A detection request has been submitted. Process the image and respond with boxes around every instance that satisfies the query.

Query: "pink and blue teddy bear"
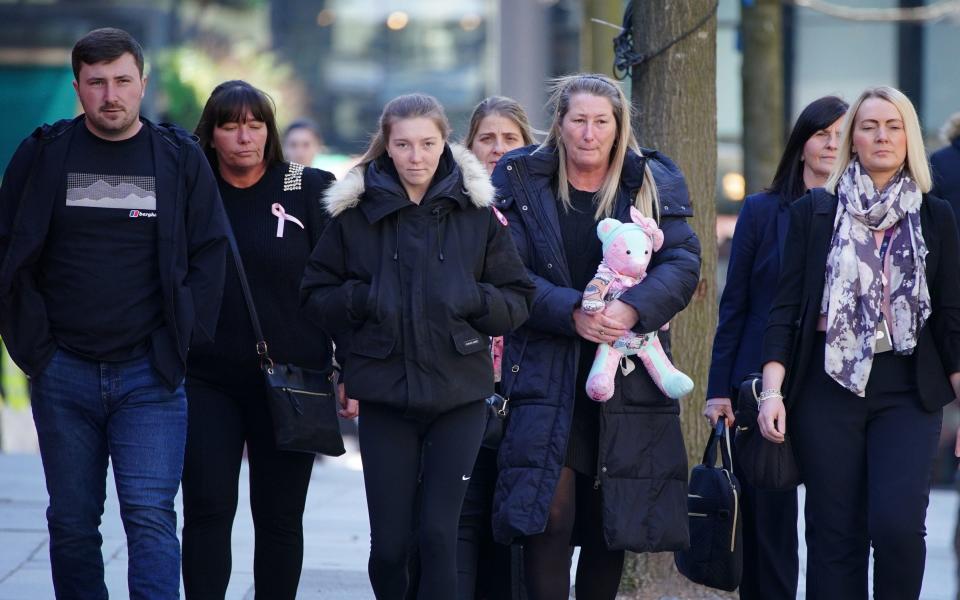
[581,206,695,402]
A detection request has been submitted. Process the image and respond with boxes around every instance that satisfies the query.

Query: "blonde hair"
[825,86,932,194]
[539,73,659,220]
[357,93,451,167]
[940,112,960,145]
[464,96,536,149]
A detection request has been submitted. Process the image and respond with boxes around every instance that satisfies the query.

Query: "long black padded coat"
[300,143,534,421]
[490,144,701,552]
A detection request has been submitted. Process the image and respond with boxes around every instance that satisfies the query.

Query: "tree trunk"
[741,0,784,195]
[623,2,729,597]
[581,0,623,76]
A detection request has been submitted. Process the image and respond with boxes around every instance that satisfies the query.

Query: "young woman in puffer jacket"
[300,93,535,600]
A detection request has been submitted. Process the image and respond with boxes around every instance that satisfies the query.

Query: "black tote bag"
[674,416,743,591]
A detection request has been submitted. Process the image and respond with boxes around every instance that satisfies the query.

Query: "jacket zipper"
[594,401,607,490]
[281,387,331,397]
[166,138,189,354]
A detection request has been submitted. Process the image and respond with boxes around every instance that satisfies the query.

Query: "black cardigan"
[761,188,960,412]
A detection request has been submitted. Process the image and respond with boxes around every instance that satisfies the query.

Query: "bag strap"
[224,222,274,371]
[500,336,530,400]
[701,416,734,472]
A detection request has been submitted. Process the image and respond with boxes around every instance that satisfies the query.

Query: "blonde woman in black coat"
[760,86,960,600]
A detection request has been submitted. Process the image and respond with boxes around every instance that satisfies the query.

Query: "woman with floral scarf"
[758,86,960,600]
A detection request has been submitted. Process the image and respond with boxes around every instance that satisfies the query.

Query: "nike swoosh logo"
[462,475,471,481]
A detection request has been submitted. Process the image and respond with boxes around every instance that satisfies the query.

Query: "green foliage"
[154,49,206,130]
[153,45,302,132]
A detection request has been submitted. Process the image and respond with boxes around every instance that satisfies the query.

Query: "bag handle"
[701,415,734,472]
[224,221,274,372]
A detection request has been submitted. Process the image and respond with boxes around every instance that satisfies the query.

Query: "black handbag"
[674,416,743,592]
[480,341,527,450]
[733,373,800,490]
[481,392,510,450]
[227,227,345,457]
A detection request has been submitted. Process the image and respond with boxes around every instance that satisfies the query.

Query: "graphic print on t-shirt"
[66,173,157,211]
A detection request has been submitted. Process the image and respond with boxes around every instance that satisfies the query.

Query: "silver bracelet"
[757,389,784,404]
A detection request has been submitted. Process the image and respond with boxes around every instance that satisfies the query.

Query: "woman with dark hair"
[300,93,533,599]
[181,80,337,599]
[704,95,847,599]
[759,86,960,599]
[492,74,700,600]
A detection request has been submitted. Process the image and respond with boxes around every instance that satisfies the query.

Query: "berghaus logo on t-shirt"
[66,173,157,212]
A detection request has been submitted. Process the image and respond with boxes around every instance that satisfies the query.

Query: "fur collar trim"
[323,143,494,217]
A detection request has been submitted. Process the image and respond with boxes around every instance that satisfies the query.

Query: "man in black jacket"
[0,28,228,599]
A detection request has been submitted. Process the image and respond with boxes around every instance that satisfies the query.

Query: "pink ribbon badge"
[271,203,304,238]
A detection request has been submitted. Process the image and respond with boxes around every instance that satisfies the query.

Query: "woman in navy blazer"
[705,96,847,600]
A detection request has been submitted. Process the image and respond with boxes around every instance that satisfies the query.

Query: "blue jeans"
[31,348,187,600]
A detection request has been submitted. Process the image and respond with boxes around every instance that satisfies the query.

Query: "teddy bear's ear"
[596,218,619,241]
[634,213,664,251]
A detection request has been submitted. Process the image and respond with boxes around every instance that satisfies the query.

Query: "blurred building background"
[2,0,959,172]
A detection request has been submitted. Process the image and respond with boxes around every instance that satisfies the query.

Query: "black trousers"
[734,476,800,600]
[457,446,521,600]
[360,400,486,600]
[792,336,941,600]
[181,374,315,600]
[733,439,799,600]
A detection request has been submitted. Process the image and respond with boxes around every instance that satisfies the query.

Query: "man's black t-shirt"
[39,121,164,361]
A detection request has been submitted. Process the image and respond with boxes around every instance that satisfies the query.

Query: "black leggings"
[181,375,315,600]
[360,400,486,600]
[523,467,625,600]
[457,446,522,600]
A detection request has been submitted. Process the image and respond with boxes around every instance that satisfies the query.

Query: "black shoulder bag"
[226,227,345,457]
[733,373,800,490]
[674,416,743,592]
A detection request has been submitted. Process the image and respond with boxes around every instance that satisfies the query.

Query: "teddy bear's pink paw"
[586,374,614,402]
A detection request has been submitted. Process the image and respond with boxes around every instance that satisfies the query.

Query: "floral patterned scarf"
[820,158,929,396]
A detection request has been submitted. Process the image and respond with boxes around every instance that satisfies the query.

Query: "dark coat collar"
[497,143,693,218]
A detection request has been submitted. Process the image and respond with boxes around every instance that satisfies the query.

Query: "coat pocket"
[451,322,489,355]
[351,325,397,359]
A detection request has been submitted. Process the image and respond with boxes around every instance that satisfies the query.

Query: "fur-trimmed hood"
[324,142,494,218]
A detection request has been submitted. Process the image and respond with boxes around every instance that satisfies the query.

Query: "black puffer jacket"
[300,144,534,420]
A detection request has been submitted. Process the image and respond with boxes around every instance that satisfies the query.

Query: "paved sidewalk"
[1,438,958,599]
[0,448,374,600]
